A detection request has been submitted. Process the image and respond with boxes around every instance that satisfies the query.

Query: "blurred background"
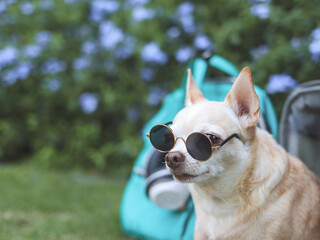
[0,0,320,239]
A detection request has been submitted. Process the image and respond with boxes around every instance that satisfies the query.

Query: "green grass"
[0,164,135,240]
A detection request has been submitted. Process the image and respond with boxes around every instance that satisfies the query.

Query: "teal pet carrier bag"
[120,55,278,240]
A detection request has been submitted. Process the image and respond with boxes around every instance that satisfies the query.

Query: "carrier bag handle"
[180,54,239,90]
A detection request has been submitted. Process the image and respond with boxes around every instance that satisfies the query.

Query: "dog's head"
[166,67,260,184]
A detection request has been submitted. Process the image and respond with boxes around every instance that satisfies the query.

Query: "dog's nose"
[165,152,185,170]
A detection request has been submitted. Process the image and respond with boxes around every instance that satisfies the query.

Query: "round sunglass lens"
[150,125,175,152]
[186,133,212,161]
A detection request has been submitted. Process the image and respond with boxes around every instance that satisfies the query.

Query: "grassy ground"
[0,164,135,240]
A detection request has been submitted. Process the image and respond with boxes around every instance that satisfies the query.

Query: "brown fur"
[193,129,320,240]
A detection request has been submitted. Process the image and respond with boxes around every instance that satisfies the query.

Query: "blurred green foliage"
[0,0,320,171]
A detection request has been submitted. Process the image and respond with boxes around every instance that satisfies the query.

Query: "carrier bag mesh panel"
[280,81,320,177]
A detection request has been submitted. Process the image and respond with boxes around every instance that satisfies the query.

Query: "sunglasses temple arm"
[220,133,240,147]
[165,121,173,126]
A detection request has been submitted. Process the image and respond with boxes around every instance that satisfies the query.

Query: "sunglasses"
[146,122,239,161]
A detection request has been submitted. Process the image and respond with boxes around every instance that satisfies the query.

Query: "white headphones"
[135,150,190,210]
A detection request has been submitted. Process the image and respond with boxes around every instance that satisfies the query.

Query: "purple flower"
[47,79,61,92]
[73,57,90,70]
[140,67,155,82]
[0,2,7,13]
[4,0,17,4]
[148,86,167,106]
[23,44,42,58]
[99,21,124,50]
[2,71,18,85]
[35,30,52,46]
[2,62,33,85]
[177,2,194,15]
[114,35,136,60]
[132,7,155,22]
[40,0,53,10]
[309,28,320,62]
[309,41,320,61]
[250,45,269,59]
[175,46,194,63]
[266,74,298,94]
[114,46,134,60]
[90,0,119,22]
[311,28,320,39]
[127,107,140,122]
[291,38,301,50]
[177,2,196,33]
[141,42,168,64]
[179,15,196,34]
[167,27,181,39]
[82,41,98,55]
[79,93,99,114]
[42,58,67,74]
[125,0,149,7]
[0,0,16,10]
[250,3,270,19]
[194,34,212,50]
[15,62,33,79]
[20,2,35,15]
[0,46,18,70]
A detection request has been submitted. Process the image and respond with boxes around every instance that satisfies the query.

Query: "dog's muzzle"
[165,151,185,170]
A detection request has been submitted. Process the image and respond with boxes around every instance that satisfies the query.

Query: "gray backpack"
[280,81,320,178]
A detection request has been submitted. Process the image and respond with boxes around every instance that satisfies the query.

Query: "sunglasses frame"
[146,123,239,161]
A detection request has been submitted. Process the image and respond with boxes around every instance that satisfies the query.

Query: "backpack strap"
[208,55,239,78]
[180,55,239,91]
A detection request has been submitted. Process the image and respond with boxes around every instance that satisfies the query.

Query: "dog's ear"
[185,69,206,107]
[225,67,260,128]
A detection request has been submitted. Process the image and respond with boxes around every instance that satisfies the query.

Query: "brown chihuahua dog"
[164,68,320,239]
